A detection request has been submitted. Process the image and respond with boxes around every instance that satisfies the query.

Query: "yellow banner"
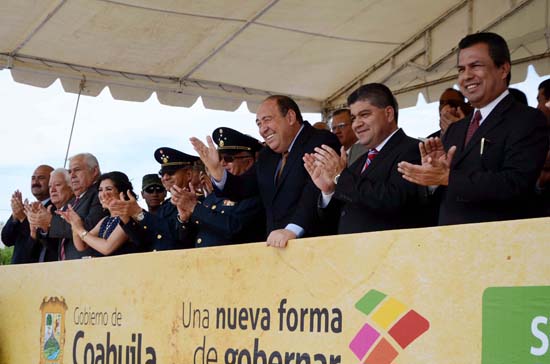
[1,218,549,364]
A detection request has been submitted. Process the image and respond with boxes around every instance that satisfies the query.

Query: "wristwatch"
[333,174,341,185]
[133,210,145,222]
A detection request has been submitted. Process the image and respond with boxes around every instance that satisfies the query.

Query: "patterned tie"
[276,151,289,185]
[361,149,379,173]
[60,196,80,260]
[464,110,482,146]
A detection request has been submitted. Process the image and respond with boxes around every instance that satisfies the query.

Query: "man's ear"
[385,106,395,124]
[92,166,100,180]
[286,109,298,126]
[500,62,511,82]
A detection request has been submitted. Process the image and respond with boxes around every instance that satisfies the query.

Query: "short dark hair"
[458,32,511,85]
[347,83,399,123]
[441,88,465,100]
[331,108,351,119]
[265,95,304,124]
[98,171,137,200]
[539,79,550,99]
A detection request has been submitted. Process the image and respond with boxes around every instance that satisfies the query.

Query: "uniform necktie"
[464,110,482,146]
[60,196,80,260]
[361,149,378,173]
[276,151,289,184]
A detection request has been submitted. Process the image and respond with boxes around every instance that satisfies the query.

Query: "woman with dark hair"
[58,171,138,256]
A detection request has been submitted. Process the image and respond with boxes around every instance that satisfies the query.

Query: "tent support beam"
[9,0,66,56]
[326,0,535,107]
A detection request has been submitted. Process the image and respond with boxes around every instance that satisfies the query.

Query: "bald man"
[1,164,53,264]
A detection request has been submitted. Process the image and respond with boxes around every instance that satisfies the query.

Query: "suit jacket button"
[197,238,202,244]
[157,234,162,239]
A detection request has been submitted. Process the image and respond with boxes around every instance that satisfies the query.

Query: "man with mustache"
[1,164,53,264]
[35,153,106,260]
[26,168,75,262]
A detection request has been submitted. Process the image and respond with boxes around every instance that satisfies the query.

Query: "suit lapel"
[274,123,312,193]
[260,150,279,202]
[452,95,513,167]
[362,129,404,176]
[446,112,472,157]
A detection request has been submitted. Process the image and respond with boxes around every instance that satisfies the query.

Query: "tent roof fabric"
[0,0,548,114]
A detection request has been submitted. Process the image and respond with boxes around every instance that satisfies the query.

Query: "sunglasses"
[219,154,252,163]
[144,186,165,193]
[158,170,176,177]
[330,123,351,132]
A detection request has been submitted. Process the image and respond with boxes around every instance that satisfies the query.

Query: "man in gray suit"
[37,153,107,259]
[330,108,367,166]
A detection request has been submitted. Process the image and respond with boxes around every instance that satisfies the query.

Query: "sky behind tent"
[0,66,547,226]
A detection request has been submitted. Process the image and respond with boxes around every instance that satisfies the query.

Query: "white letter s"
[531,316,548,356]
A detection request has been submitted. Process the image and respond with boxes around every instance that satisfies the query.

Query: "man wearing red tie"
[45,153,106,259]
[304,83,432,234]
[398,32,549,225]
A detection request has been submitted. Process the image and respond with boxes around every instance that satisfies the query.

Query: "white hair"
[69,153,101,174]
[50,168,71,185]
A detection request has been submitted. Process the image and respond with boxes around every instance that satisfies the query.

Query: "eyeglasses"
[331,123,351,132]
[144,185,165,193]
[219,154,252,163]
[158,170,176,177]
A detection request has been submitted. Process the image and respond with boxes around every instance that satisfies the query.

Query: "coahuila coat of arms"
[39,297,68,364]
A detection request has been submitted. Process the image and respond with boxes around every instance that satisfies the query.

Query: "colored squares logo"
[349,289,429,363]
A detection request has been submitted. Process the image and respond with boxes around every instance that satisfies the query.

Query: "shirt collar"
[477,89,510,125]
[373,128,400,152]
[287,124,305,153]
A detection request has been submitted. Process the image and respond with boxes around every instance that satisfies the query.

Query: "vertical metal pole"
[63,78,85,168]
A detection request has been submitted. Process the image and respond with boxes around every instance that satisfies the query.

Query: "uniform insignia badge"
[223,200,236,206]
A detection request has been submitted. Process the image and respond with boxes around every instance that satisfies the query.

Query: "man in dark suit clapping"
[191,95,340,248]
[304,83,431,234]
[41,153,106,259]
[398,32,549,225]
[1,164,53,263]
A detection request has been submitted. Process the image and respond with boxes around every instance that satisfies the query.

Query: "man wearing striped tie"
[304,83,432,234]
[398,32,549,225]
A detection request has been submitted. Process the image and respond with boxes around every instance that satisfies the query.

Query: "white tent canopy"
[1,0,549,115]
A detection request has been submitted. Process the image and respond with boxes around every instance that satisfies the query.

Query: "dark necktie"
[60,196,80,260]
[361,149,379,173]
[276,151,289,185]
[464,110,482,146]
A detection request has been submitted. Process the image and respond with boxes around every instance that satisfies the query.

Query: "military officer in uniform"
[172,127,265,247]
[110,147,199,250]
